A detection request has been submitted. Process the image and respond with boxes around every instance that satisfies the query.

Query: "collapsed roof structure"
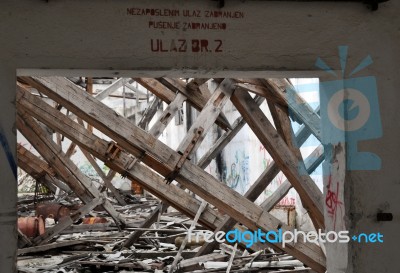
[16,76,325,273]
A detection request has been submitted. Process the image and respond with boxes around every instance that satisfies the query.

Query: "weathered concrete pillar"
[319,74,348,273]
[0,65,17,273]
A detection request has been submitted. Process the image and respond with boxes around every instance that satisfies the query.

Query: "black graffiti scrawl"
[0,125,17,179]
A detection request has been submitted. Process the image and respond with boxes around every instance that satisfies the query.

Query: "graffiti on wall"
[222,150,249,194]
[326,174,344,231]
[259,145,271,170]
[79,161,101,184]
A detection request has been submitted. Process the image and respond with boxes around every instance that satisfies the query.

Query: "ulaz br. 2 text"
[151,39,223,53]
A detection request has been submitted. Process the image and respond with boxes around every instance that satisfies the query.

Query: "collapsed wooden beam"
[186,78,209,93]
[123,78,236,247]
[231,90,324,230]
[235,83,287,107]
[17,144,71,194]
[197,95,265,169]
[134,78,176,103]
[169,201,208,273]
[94,78,125,101]
[20,76,326,272]
[196,112,319,257]
[78,146,125,206]
[137,97,160,130]
[18,78,260,253]
[135,77,232,130]
[176,79,235,158]
[16,107,125,229]
[267,98,324,229]
[149,93,186,137]
[16,83,274,253]
[261,79,321,142]
[158,77,232,130]
[261,145,324,212]
[120,81,233,247]
[16,84,225,231]
[75,117,125,205]
[17,115,91,204]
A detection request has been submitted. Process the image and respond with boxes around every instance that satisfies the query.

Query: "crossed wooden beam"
[16,76,326,272]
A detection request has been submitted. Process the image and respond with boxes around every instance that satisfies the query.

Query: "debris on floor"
[16,77,324,273]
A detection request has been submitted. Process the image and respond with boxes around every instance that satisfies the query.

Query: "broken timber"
[17,144,71,194]
[196,110,320,256]
[20,76,326,273]
[135,77,232,130]
[16,83,227,231]
[16,104,125,230]
[122,79,237,248]
[231,89,324,230]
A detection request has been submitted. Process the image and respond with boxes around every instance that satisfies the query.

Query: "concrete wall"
[1,0,399,272]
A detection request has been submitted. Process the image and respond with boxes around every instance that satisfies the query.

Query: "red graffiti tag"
[326,175,343,230]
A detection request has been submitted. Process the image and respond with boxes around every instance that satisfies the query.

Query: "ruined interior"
[1,1,399,273]
[16,76,326,273]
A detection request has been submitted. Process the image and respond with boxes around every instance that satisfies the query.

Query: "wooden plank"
[197,95,265,169]
[17,144,54,177]
[176,78,235,157]
[134,78,176,103]
[124,81,148,97]
[16,104,125,229]
[261,145,324,211]
[17,159,57,194]
[137,97,160,130]
[86,77,94,132]
[179,253,226,270]
[17,115,92,204]
[76,117,125,205]
[231,90,324,230]
[158,77,232,130]
[121,203,168,249]
[17,79,264,254]
[17,146,68,194]
[158,77,209,107]
[169,201,208,273]
[60,223,117,234]
[235,83,287,107]
[18,229,33,248]
[187,78,210,93]
[94,78,125,101]
[148,93,186,138]
[123,80,233,247]
[262,79,321,141]
[16,84,225,231]
[78,145,126,206]
[65,142,77,158]
[124,79,235,248]
[135,78,231,131]
[20,77,326,272]
[18,240,84,255]
[195,163,280,256]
